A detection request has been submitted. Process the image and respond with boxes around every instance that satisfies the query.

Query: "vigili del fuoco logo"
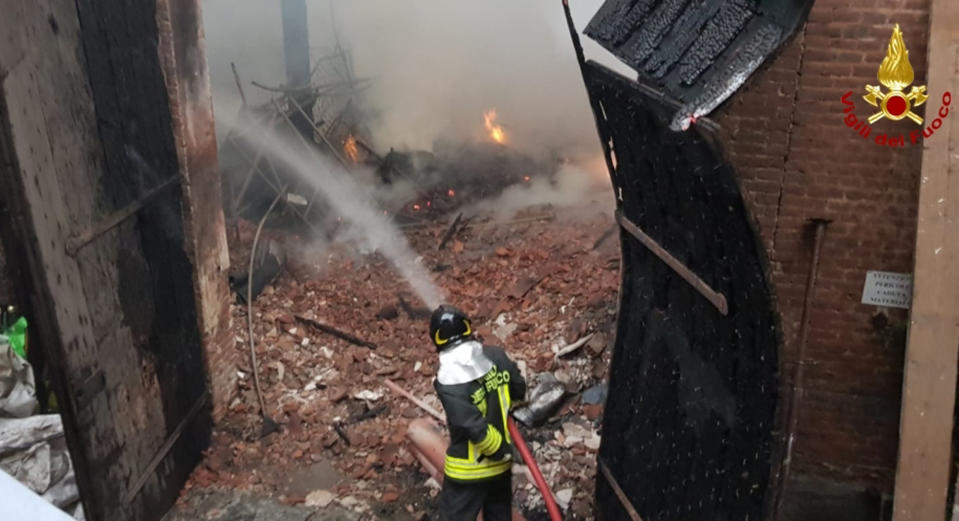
[840,24,951,147]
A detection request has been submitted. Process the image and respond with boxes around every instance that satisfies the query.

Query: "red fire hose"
[508,417,563,521]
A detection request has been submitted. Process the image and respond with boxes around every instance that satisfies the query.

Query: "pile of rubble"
[179,205,620,520]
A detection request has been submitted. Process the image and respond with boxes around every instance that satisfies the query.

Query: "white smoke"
[218,109,445,308]
[468,163,613,220]
[201,0,633,161]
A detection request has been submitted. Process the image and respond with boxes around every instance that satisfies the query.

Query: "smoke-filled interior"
[204,1,619,305]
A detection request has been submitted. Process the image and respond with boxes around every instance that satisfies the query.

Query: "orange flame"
[484,109,506,144]
[344,134,360,163]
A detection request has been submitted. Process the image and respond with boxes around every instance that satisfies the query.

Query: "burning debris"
[372,136,559,224]
[223,67,563,240]
[343,134,361,163]
[218,3,580,252]
[171,206,618,520]
[484,109,507,145]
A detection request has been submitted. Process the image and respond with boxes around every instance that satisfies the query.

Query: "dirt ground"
[164,200,619,521]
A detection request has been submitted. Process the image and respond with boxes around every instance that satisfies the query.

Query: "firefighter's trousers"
[437,472,511,521]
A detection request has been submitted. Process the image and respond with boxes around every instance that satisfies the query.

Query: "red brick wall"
[716,1,930,493]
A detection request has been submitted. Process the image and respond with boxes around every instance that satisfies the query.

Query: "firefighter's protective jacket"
[434,342,526,483]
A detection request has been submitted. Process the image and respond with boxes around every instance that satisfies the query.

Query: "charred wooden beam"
[384,379,445,422]
[615,210,728,315]
[353,136,382,164]
[437,212,464,251]
[349,403,389,424]
[294,315,377,349]
[599,459,645,521]
[397,293,431,320]
[333,422,352,446]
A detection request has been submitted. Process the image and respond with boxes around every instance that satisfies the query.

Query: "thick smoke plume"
[219,108,446,309]
[202,0,631,165]
[469,164,614,221]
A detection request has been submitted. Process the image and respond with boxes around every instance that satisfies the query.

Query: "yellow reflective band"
[444,457,511,481]
[447,450,474,465]
[444,463,511,476]
[474,425,492,452]
[444,458,511,470]
[498,385,512,444]
[444,467,511,481]
[435,319,471,345]
[475,425,502,455]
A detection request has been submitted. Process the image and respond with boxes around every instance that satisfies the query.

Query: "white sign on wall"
[861,271,913,309]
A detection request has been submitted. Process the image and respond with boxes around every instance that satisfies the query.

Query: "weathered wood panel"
[0,0,218,519]
[892,0,959,519]
[157,0,236,421]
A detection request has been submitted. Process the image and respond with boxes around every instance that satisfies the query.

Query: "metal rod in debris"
[284,95,352,170]
[231,62,247,107]
[232,112,280,207]
[125,392,209,503]
[773,218,829,520]
[294,315,377,349]
[67,176,181,256]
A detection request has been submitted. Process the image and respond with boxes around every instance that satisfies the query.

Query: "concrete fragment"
[337,496,358,508]
[352,390,382,402]
[304,489,334,508]
[581,382,608,405]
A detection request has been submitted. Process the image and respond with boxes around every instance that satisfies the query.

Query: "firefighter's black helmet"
[430,305,473,351]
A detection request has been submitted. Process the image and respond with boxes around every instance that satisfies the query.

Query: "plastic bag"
[0,336,38,417]
[4,317,27,359]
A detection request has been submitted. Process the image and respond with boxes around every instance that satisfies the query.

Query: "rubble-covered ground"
[166,202,620,521]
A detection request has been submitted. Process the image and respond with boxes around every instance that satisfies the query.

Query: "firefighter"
[430,304,526,521]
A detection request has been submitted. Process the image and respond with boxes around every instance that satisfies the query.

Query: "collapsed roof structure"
[585,0,814,130]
